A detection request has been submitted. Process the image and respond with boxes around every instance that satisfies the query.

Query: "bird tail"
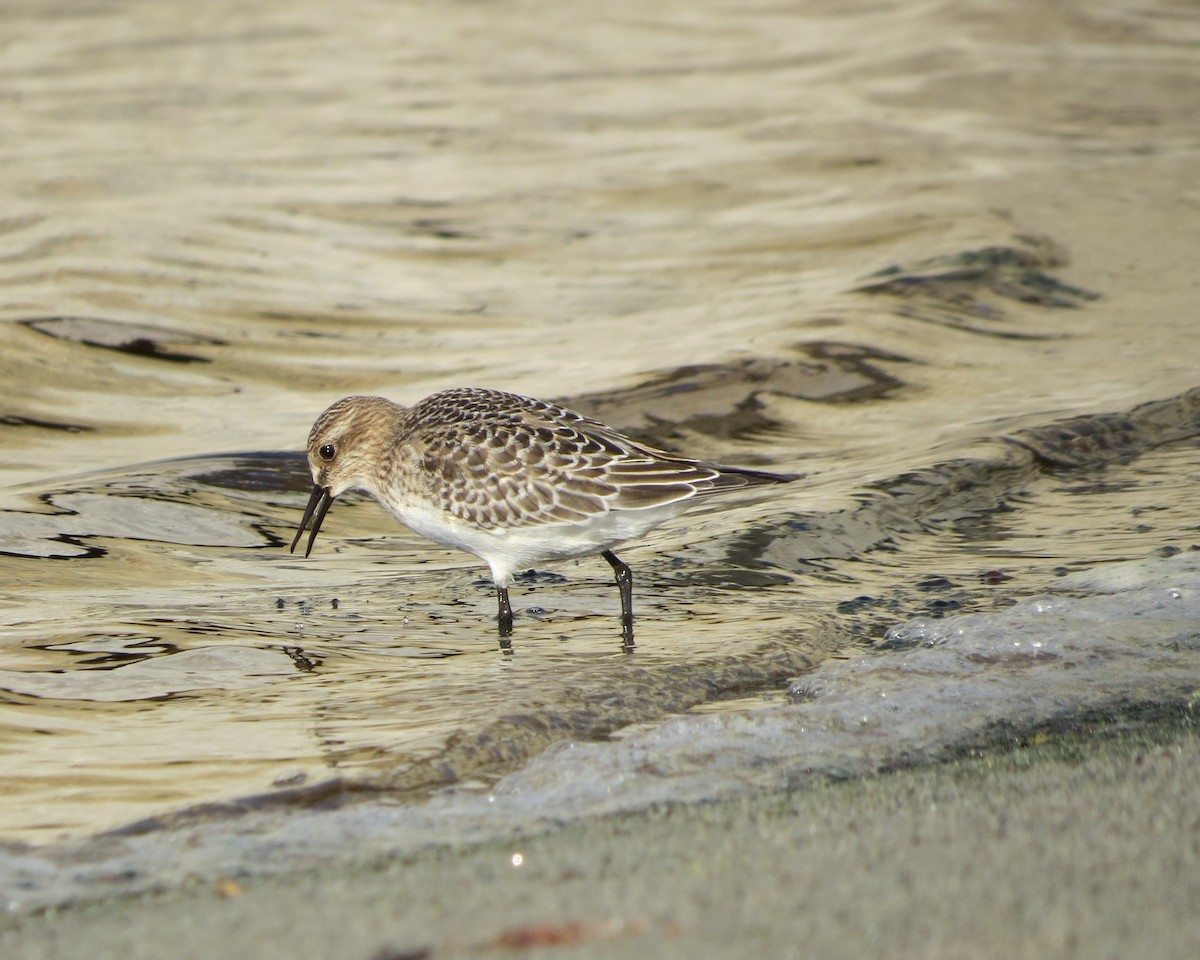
[705,463,802,493]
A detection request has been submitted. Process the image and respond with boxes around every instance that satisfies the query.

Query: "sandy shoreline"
[4,715,1197,959]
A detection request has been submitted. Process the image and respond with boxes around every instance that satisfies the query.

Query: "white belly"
[383,498,685,586]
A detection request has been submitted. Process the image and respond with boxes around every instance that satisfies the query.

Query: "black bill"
[289,484,334,558]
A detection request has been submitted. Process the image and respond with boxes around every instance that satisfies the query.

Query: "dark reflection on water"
[854,239,1101,334]
[563,340,910,446]
[0,414,94,433]
[191,452,310,494]
[0,454,310,559]
[20,317,226,364]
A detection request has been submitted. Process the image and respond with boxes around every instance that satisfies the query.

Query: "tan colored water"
[1,0,1198,848]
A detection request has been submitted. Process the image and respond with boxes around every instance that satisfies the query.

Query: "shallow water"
[1,0,1199,910]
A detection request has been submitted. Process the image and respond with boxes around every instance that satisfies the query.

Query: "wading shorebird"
[290,388,795,646]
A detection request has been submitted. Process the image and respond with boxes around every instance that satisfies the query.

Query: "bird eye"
[318,443,336,461]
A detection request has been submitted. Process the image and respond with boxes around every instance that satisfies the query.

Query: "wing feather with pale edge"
[403,388,781,531]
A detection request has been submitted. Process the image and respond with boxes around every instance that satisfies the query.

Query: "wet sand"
[3,718,1197,959]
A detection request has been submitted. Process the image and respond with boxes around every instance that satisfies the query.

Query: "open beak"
[289,484,334,557]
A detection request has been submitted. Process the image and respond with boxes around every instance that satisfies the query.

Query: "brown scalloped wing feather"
[405,388,746,530]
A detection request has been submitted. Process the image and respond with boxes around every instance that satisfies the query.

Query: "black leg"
[496,585,514,637]
[602,550,635,648]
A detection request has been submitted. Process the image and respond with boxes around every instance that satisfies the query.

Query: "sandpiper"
[290,388,795,645]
